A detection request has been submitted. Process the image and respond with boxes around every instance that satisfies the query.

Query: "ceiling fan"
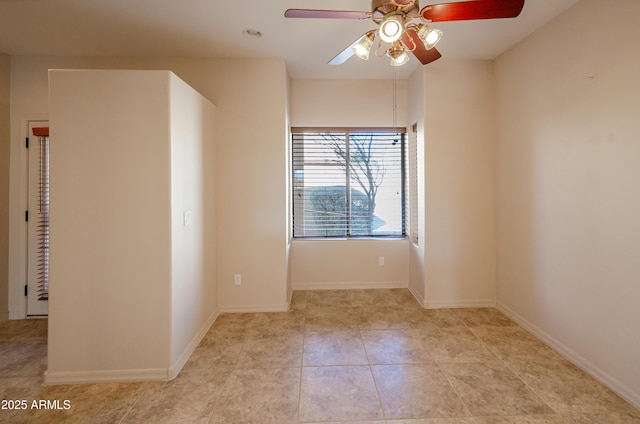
[285,0,525,67]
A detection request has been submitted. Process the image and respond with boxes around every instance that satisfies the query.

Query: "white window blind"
[409,123,419,245]
[291,128,406,238]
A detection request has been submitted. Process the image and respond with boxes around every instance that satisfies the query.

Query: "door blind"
[33,127,50,301]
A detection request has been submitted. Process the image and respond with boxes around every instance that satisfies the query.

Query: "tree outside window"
[292,129,405,238]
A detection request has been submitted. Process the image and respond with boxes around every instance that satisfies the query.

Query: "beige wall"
[290,240,409,290]
[0,53,9,322]
[8,56,289,316]
[47,70,217,383]
[421,59,497,308]
[289,78,411,290]
[495,0,640,407]
[213,60,289,312]
[169,73,218,373]
[290,79,408,128]
[48,70,174,381]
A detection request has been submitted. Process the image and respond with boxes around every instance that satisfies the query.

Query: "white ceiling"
[0,0,580,79]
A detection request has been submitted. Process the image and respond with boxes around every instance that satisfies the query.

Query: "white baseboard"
[45,310,221,386]
[408,285,426,308]
[44,368,170,386]
[292,281,408,291]
[168,309,220,380]
[497,301,640,411]
[424,299,496,309]
[219,303,290,313]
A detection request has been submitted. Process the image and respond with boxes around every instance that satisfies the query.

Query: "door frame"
[8,115,48,319]
[26,121,50,316]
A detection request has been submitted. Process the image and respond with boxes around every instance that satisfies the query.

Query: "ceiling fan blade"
[420,0,525,22]
[327,36,362,65]
[284,9,371,20]
[401,29,442,65]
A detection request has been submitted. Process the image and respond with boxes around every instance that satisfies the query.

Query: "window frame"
[290,127,407,240]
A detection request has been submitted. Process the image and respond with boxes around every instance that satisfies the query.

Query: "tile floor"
[1,289,639,423]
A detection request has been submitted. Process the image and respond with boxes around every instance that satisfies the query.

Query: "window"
[291,127,406,238]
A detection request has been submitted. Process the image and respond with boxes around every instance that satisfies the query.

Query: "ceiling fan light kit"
[285,0,525,67]
[353,31,377,60]
[415,24,443,50]
[388,42,411,66]
[379,12,406,43]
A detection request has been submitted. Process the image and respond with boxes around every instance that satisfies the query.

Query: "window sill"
[291,236,407,242]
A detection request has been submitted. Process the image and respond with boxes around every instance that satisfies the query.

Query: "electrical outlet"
[378,256,385,266]
[234,274,241,286]
[183,211,192,227]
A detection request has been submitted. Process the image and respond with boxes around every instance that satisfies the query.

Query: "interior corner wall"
[0,53,9,322]
[422,59,497,309]
[169,74,218,375]
[495,0,640,407]
[47,70,174,383]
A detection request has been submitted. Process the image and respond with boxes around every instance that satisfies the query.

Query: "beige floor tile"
[40,380,155,424]
[506,357,640,416]
[361,329,433,364]
[562,411,640,423]
[122,368,230,424]
[0,340,47,378]
[0,377,46,424]
[0,376,44,399]
[303,330,369,366]
[300,422,382,424]
[387,419,479,424]
[306,290,353,309]
[392,288,424,307]
[249,311,305,336]
[469,326,564,361]
[207,312,257,336]
[299,365,383,422]
[372,364,468,419]
[439,361,553,417]
[348,289,389,308]
[357,305,413,330]
[456,308,516,327]
[210,367,301,424]
[349,288,418,308]
[473,416,566,423]
[290,290,308,312]
[305,306,361,332]
[410,309,465,333]
[183,334,246,369]
[420,326,498,363]
[474,416,566,423]
[0,319,48,341]
[3,289,640,423]
[238,333,303,368]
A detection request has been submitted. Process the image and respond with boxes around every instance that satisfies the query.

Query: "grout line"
[297,315,306,423]
[357,325,388,418]
[115,388,144,424]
